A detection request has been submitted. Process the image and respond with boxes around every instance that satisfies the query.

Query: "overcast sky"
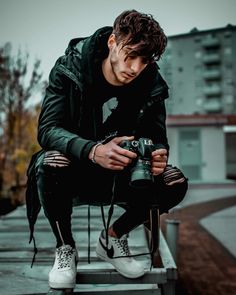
[1,0,236,80]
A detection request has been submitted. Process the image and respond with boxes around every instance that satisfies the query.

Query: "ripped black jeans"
[35,151,188,248]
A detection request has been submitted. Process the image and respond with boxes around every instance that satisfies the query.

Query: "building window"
[194,37,201,43]
[224,32,232,38]
[224,47,232,55]
[225,64,233,69]
[195,51,202,59]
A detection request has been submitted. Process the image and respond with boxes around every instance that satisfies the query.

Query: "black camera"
[119,137,155,188]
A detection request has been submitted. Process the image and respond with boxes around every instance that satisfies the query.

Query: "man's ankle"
[108,227,118,238]
[56,243,75,249]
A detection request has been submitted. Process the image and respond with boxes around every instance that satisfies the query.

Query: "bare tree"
[0,42,45,202]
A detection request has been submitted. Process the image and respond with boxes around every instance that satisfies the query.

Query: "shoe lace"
[57,245,74,269]
[115,236,131,257]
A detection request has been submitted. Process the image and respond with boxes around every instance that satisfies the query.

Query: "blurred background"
[0,0,235,214]
[0,1,236,294]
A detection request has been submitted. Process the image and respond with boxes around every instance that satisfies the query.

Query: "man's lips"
[122,72,136,78]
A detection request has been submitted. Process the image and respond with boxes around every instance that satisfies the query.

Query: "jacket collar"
[63,26,168,100]
[65,27,112,86]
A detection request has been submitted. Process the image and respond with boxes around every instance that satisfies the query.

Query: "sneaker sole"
[49,281,76,289]
[96,250,145,279]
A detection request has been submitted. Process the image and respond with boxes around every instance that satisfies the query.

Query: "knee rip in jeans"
[43,150,71,168]
[163,165,187,186]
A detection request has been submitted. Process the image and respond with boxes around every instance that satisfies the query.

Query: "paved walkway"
[1,180,236,295]
[200,205,236,258]
[161,190,236,295]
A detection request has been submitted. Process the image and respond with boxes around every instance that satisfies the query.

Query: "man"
[26,9,188,289]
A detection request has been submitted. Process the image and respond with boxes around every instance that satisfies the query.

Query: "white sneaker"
[96,230,145,279]
[49,245,78,289]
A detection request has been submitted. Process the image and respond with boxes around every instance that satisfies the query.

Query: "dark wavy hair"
[113,10,167,63]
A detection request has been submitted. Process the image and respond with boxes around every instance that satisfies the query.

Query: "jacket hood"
[65,26,112,85]
[63,26,168,99]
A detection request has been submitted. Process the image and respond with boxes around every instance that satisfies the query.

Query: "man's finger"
[113,136,134,144]
[152,148,167,156]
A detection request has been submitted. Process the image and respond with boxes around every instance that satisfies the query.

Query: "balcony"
[203,69,221,80]
[204,98,222,112]
[204,85,222,96]
[202,38,220,48]
[203,53,221,64]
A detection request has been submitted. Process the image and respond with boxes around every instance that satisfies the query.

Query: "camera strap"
[100,179,116,248]
[99,176,159,269]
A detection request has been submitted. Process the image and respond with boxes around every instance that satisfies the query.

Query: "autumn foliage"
[0,43,46,210]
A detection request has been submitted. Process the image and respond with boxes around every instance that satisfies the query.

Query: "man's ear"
[107,34,116,49]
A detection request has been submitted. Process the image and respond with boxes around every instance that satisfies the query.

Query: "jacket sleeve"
[150,99,170,151]
[37,64,96,160]
[134,98,170,152]
[134,63,170,152]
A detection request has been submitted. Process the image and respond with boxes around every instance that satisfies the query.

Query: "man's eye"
[128,55,136,60]
[124,55,135,62]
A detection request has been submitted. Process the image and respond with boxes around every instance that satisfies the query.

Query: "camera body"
[119,137,155,187]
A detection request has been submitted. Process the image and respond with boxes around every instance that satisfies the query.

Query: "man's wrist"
[89,142,102,164]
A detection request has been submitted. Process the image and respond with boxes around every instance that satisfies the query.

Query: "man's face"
[105,35,148,86]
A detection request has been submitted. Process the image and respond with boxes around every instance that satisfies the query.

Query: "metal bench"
[0,205,177,295]
[48,205,178,295]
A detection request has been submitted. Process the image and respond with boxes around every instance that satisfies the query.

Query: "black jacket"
[37,26,169,160]
[26,26,170,245]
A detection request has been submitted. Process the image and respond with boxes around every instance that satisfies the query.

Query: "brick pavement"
[161,196,236,295]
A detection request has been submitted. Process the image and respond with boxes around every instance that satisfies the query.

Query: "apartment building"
[158,24,236,181]
[159,24,236,114]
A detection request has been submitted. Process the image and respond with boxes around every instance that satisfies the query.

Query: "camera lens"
[130,159,153,188]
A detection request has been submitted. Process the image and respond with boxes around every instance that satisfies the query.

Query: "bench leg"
[162,280,176,295]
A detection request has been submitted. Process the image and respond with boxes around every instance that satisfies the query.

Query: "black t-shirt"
[93,61,140,138]
[93,60,129,103]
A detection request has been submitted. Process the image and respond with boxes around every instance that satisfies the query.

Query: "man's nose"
[130,58,143,73]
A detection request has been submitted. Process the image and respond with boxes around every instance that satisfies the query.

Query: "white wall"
[167,128,179,166]
[167,125,226,181]
[201,126,226,180]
